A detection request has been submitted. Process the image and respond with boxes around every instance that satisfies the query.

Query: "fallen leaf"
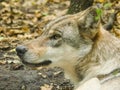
[41,84,53,90]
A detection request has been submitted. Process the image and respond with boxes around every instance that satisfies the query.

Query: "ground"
[0,0,120,90]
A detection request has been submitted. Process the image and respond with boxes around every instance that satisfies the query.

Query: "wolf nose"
[16,45,27,55]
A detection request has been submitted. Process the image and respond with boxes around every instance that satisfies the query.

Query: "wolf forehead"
[43,18,76,36]
[44,15,75,30]
[43,17,80,38]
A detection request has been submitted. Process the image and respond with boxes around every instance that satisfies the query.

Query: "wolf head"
[16,7,98,66]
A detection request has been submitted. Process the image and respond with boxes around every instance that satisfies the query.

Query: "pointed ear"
[76,7,100,40]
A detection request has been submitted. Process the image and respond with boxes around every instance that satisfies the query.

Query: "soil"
[0,65,74,90]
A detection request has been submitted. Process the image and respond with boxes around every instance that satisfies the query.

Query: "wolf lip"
[38,60,52,66]
[22,60,52,67]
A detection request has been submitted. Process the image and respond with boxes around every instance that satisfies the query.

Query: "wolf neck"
[50,59,80,84]
[76,29,120,82]
[61,61,80,84]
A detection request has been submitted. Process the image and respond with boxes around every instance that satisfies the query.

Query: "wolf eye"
[50,34,61,40]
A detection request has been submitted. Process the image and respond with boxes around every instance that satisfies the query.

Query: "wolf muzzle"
[16,45,52,66]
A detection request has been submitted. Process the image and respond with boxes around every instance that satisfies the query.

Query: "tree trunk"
[67,0,94,14]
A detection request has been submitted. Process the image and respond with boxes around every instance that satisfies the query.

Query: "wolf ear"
[76,7,100,40]
[76,7,117,40]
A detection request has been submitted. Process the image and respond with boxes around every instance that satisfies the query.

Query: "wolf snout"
[16,45,28,56]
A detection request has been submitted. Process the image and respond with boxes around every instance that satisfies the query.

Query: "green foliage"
[95,8,103,21]
[103,3,112,9]
[95,2,112,21]
[42,12,48,16]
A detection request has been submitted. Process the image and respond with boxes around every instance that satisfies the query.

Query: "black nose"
[16,45,27,55]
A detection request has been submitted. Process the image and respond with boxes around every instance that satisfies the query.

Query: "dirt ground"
[0,0,120,90]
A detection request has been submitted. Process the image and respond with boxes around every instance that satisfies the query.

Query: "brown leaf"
[41,84,53,90]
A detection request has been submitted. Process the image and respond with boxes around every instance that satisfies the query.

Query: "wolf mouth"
[22,60,52,67]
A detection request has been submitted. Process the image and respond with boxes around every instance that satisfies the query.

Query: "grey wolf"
[16,7,120,90]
